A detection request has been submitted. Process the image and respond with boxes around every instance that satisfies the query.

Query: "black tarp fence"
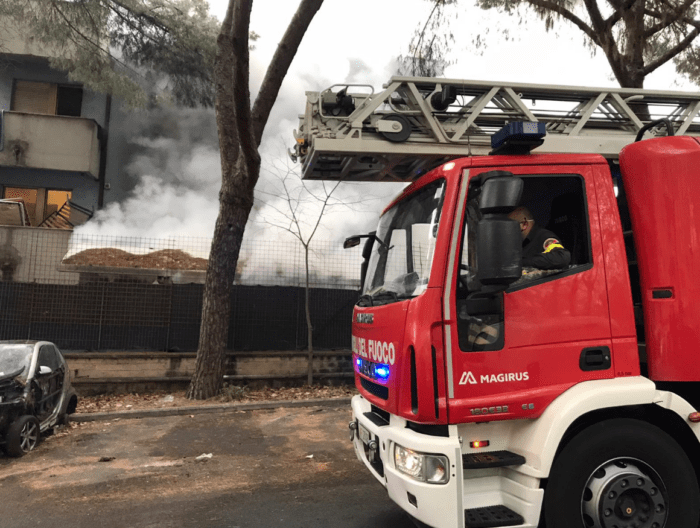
[0,281,357,352]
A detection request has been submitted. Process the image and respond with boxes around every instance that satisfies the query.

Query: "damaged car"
[0,341,78,457]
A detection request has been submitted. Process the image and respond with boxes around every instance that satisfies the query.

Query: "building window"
[2,187,72,226]
[12,80,83,117]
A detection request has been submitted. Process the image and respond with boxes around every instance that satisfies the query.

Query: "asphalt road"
[0,406,413,528]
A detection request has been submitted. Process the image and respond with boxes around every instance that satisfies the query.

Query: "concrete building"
[0,23,126,227]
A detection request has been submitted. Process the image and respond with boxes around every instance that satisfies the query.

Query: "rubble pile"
[63,248,208,270]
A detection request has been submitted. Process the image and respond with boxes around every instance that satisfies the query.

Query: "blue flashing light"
[355,356,391,383]
[491,121,546,152]
[374,365,390,381]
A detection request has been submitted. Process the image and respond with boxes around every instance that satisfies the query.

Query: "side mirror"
[474,174,524,288]
[38,365,52,375]
[479,175,523,214]
[476,218,522,286]
[343,232,377,292]
[343,235,362,249]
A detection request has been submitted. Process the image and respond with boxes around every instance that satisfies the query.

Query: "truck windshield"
[362,179,446,305]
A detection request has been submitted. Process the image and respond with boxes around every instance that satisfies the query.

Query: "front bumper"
[351,395,464,528]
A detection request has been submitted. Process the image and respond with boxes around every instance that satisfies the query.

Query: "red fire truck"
[294,78,700,528]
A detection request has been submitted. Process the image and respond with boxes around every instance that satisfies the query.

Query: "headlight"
[394,444,449,484]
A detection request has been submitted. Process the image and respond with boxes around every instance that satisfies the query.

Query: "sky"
[76,0,697,251]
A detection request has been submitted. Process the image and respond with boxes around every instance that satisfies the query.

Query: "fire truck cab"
[346,124,700,528]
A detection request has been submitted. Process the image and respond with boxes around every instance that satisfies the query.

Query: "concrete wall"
[66,352,197,381]
[1,112,101,177]
[0,225,78,283]
[64,351,354,395]
[0,18,99,61]
[229,353,352,379]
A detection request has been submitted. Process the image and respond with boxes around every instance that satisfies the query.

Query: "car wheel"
[544,418,700,528]
[6,415,41,457]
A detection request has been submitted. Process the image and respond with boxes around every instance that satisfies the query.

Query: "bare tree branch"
[643,0,697,37]
[644,23,700,75]
[604,0,639,30]
[522,0,599,42]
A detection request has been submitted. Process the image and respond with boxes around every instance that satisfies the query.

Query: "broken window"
[3,187,72,226]
[12,80,83,117]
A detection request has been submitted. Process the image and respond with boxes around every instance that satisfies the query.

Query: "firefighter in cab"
[508,206,571,270]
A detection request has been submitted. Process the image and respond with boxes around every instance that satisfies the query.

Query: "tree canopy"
[0,0,222,107]
[397,0,457,77]
[409,0,700,88]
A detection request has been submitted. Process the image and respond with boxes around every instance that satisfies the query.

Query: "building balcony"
[0,111,101,179]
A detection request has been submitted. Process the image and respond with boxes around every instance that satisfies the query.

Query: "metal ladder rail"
[295,77,700,181]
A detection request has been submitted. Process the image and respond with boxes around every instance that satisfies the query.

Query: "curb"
[72,397,353,422]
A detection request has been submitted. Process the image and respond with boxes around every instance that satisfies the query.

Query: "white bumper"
[351,395,464,528]
[351,396,544,528]
[350,377,691,528]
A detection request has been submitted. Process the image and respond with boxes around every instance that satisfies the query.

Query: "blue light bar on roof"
[491,121,546,153]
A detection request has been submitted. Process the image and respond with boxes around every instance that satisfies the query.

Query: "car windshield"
[0,345,33,380]
[362,179,446,305]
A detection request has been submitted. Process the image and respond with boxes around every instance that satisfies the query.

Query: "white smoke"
[73,0,429,282]
[79,173,218,240]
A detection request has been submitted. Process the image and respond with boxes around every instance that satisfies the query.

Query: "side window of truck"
[508,175,592,286]
[456,174,591,352]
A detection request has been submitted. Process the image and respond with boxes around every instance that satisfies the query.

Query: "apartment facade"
[0,26,126,227]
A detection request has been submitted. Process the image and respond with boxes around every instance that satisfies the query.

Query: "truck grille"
[360,377,388,400]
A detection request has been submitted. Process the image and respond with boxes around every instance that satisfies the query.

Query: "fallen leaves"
[76,385,356,414]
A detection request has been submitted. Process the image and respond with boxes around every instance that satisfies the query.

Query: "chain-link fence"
[0,227,362,351]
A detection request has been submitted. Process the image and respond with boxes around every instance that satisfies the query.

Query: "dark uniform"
[522,224,571,270]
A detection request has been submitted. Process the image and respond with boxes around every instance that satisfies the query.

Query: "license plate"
[358,423,370,445]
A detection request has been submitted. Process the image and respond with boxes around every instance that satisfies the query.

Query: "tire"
[6,415,41,457]
[544,418,700,528]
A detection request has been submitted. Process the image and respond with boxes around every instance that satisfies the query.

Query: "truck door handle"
[580,347,611,371]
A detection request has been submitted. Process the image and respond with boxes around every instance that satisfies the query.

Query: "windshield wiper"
[344,233,391,250]
[374,235,391,250]
[373,291,399,302]
[357,290,402,307]
[358,294,374,307]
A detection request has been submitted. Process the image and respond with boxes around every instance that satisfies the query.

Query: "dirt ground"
[0,404,408,528]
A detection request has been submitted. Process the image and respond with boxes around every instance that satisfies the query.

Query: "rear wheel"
[544,418,700,528]
[6,415,41,457]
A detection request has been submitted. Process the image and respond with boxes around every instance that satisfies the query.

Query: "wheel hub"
[581,458,668,528]
[19,420,38,453]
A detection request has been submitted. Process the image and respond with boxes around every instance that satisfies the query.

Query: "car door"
[448,165,614,424]
[35,345,64,420]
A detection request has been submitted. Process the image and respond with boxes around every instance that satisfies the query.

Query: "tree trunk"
[305,243,313,385]
[187,0,324,399]
[187,158,255,400]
